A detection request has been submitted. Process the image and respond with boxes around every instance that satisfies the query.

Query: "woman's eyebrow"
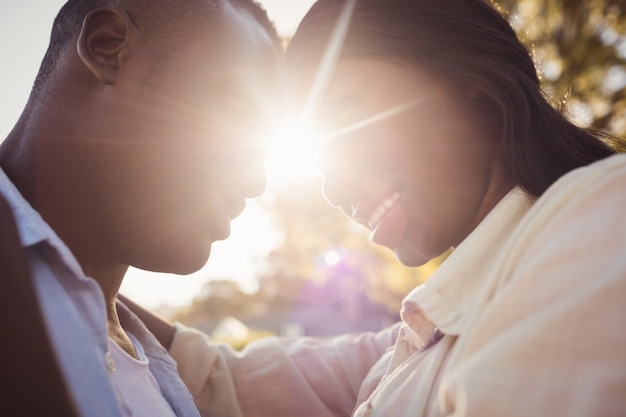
[326,72,353,91]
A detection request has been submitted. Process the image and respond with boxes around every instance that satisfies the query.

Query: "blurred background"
[1,0,624,348]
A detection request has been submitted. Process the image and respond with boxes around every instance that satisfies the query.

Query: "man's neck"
[107,301,139,360]
[85,263,138,359]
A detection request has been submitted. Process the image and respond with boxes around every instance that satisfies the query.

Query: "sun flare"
[262,0,357,190]
[264,120,322,188]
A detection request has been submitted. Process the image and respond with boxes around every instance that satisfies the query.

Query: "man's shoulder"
[0,193,81,416]
[0,168,50,247]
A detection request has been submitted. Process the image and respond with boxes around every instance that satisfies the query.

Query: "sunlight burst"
[262,0,356,190]
[300,0,356,122]
[264,120,322,187]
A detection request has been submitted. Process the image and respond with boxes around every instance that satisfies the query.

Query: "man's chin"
[131,245,212,276]
[209,220,232,243]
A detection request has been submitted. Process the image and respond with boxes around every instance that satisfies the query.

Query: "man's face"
[95,6,281,274]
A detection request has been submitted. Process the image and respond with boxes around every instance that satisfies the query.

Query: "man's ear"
[77,8,135,85]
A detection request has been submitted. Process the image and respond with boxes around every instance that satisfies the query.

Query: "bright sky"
[0,0,318,308]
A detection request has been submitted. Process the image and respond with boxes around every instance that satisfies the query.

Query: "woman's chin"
[393,241,433,268]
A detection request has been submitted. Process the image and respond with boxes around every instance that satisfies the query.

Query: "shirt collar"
[0,168,51,246]
[0,168,87,280]
[400,187,533,343]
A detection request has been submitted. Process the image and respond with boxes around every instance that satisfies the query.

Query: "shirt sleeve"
[169,321,400,417]
[440,156,626,416]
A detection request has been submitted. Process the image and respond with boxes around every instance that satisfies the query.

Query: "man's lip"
[226,198,247,220]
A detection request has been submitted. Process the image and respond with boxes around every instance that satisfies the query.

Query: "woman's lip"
[367,191,402,230]
[348,188,403,230]
[370,199,407,250]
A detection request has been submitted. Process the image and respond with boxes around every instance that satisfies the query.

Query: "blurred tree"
[254,177,443,316]
[497,0,626,139]
[175,279,266,326]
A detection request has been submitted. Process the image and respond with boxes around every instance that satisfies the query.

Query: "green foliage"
[496,0,626,138]
[175,280,267,325]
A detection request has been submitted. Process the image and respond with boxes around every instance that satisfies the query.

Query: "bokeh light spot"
[324,250,340,265]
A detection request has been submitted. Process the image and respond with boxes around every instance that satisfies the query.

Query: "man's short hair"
[33,0,280,93]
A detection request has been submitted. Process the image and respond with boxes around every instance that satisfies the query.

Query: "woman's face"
[311,59,513,266]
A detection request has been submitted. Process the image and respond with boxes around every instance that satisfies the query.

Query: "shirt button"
[105,351,116,372]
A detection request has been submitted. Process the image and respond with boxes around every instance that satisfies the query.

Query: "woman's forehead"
[293,59,444,97]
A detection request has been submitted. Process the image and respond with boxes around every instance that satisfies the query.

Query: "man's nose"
[241,155,267,199]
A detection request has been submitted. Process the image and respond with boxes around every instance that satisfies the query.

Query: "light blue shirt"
[0,168,200,417]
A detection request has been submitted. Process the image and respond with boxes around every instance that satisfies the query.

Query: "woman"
[135,0,626,415]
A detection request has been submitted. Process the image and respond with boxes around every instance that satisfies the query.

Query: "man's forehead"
[208,4,281,93]
[219,2,280,58]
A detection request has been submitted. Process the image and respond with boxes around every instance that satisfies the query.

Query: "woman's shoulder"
[495,152,626,286]
[554,152,626,191]
[530,153,626,216]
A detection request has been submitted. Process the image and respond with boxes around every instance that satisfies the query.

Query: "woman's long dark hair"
[286,0,621,197]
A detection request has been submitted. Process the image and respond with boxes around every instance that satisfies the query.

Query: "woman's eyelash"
[332,97,361,122]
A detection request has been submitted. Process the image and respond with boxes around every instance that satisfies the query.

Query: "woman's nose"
[321,165,360,208]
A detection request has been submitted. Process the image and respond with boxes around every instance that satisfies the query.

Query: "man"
[0,0,282,415]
